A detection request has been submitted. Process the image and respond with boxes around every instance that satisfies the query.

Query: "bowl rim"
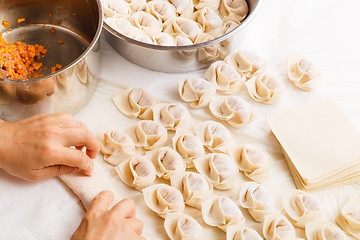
[103,0,263,51]
[0,0,104,83]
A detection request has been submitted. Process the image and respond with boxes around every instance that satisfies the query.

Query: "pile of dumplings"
[102,0,248,47]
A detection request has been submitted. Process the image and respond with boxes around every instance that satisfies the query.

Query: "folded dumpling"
[115,155,156,191]
[234,146,272,182]
[164,213,204,240]
[219,0,248,23]
[195,120,233,153]
[143,184,185,218]
[165,0,194,16]
[130,29,155,44]
[123,0,147,12]
[288,54,322,91]
[146,147,186,180]
[170,171,213,209]
[100,130,136,166]
[178,77,216,108]
[226,225,262,240]
[305,221,347,240]
[102,0,131,18]
[146,0,177,23]
[283,190,323,228]
[105,17,137,37]
[134,120,168,150]
[153,103,191,130]
[113,87,156,119]
[152,32,176,46]
[172,129,205,166]
[128,11,163,35]
[193,7,223,33]
[165,17,203,42]
[246,74,283,104]
[239,182,274,222]
[225,50,266,79]
[193,0,220,11]
[263,214,296,240]
[193,153,239,190]
[201,195,245,231]
[205,60,246,94]
[209,95,255,128]
[195,33,221,63]
[336,193,360,239]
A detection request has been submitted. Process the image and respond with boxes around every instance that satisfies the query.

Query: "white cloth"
[1,0,360,239]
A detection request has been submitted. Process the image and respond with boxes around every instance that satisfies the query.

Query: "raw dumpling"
[246,74,283,104]
[305,221,347,240]
[223,20,239,34]
[153,103,191,130]
[175,35,197,58]
[226,225,262,240]
[113,87,156,119]
[193,0,220,11]
[234,146,272,182]
[134,120,168,150]
[146,0,177,23]
[288,54,322,91]
[193,153,239,190]
[102,0,131,18]
[219,0,248,23]
[152,32,176,46]
[128,11,163,35]
[225,50,266,79]
[172,130,205,166]
[100,130,136,166]
[123,0,147,12]
[130,29,155,44]
[115,155,156,191]
[209,95,255,128]
[205,60,246,94]
[146,147,186,180]
[193,7,223,33]
[263,214,296,240]
[178,77,216,108]
[283,190,323,228]
[143,184,185,218]
[105,17,136,37]
[165,0,194,16]
[170,171,213,209]
[239,182,274,222]
[201,195,245,231]
[195,33,221,63]
[195,120,233,153]
[165,17,203,42]
[336,193,360,239]
[164,213,204,240]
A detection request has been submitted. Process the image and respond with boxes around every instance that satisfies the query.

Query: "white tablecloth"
[1,0,360,239]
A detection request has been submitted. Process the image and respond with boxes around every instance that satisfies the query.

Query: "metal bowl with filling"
[103,0,262,73]
[0,0,103,121]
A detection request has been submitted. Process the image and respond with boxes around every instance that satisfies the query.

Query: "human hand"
[72,191,144,240]
[0,113,99,181]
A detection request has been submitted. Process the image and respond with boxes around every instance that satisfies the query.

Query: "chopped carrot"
[41,49,47,55]
[2,21,11,28]
[51,66,56,73]
[50,27,56,35]
[43,67,47,70]
[58,40,64,44]
[49,12,53,16]
[55,64,62,69]
[17,18,25,23]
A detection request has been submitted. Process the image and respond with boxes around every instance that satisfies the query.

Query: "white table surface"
[1,0,360,239]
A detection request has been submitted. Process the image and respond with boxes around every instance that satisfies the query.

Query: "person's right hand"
[71,191,144,240]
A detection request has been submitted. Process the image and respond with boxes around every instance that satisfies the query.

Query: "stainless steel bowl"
[104,0,262,73]
[0,0,103,121]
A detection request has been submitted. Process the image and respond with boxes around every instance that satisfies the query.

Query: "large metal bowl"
[0,0,103,121]
[104,0,262,73]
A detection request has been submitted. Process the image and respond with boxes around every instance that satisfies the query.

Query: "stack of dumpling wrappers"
[268,98,360,190]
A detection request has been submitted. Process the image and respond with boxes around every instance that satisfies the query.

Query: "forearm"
[0,119,10,170]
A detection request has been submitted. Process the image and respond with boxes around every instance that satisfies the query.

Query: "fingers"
[60,128,100,159]
[127,218,144,236]
[109,198,136,219]
[55,148,94,175]
[31,165,78,181]
[90,191,114,212]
